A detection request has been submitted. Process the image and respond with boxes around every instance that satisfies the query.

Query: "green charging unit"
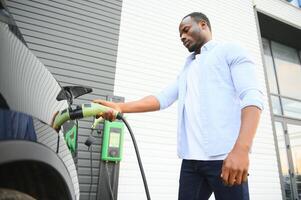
[101,120,124,162]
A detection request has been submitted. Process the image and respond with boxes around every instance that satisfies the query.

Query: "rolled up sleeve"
[154,80,179,110]
[227,43,264,110]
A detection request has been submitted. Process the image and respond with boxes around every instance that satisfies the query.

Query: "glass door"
[287,123,301,199]
[275,118,301,200]
[274,121,294,200]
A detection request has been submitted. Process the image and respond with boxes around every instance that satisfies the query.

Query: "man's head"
[179,12,212,53]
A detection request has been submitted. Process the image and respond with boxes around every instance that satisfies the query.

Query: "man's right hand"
[93,99,122,121]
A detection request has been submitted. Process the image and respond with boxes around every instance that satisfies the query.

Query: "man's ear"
[198,20,207,30]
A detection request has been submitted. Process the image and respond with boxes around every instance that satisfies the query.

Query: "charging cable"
[119,116,151,200]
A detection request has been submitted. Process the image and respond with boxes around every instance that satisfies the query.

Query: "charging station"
[94,95,125,200]
[54,85,127,200]
[101,120,124,162]
[55,90,151,200]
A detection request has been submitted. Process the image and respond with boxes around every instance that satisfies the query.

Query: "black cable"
[56,134,60,154]
[105,162,115,200]
[119,116,151,200]
[95,124,102,200]
[87,128,94,200]
[89,146,93,200]
[96,151,101,200]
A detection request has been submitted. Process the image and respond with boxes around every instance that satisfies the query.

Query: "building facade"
[5,0,301,199]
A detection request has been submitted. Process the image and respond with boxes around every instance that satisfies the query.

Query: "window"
[263,38,301,119]
[271,41,301,100]
[282,98,301,119]
[286,0,301,8]
[262,38,279,94]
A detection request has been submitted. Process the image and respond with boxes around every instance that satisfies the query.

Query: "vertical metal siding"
[6,0,123,199]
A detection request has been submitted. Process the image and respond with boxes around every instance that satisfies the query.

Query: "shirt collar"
[185,40,218,62]
[200,39,217,52]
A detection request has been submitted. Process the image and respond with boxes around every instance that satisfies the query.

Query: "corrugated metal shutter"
[6,0,123,199]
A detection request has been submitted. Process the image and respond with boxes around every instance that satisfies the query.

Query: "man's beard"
[188,43,197,52]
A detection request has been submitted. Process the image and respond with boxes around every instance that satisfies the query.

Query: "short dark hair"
[182,12,211,31]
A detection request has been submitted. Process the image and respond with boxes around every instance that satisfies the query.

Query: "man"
[94,12,263,200]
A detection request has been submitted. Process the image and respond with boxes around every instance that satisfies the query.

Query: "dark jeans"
[0,109,37,141]
[178,159,249,200]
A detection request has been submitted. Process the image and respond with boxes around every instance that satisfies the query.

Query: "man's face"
[179,16,206,53]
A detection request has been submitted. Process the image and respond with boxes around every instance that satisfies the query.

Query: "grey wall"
[5,0,123,199]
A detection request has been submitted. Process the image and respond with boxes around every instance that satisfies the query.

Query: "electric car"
[0,2,79,199]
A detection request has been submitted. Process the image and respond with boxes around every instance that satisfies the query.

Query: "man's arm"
[221,43,264,185]
[93,95,160,121]
[94,79,179,121]
[221,106,261,185]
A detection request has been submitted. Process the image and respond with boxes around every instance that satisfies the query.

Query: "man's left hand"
[221,145,249,186]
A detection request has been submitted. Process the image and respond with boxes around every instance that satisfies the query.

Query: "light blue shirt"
[155,40,264,160]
